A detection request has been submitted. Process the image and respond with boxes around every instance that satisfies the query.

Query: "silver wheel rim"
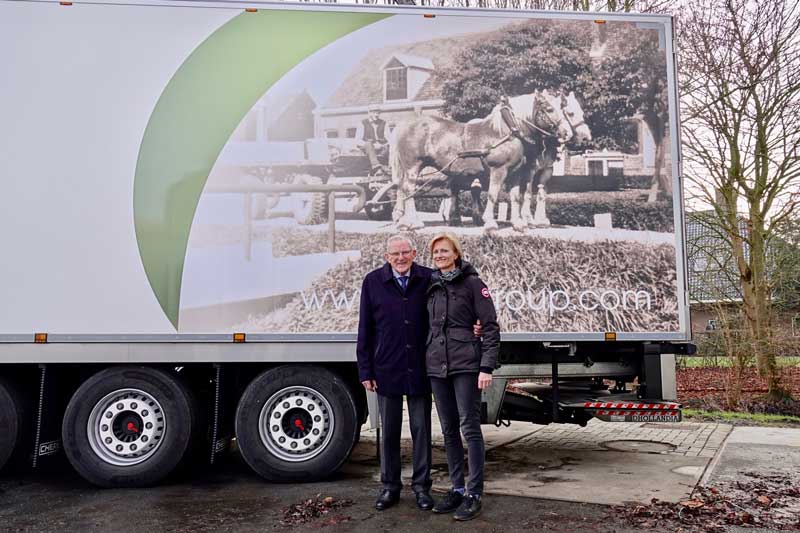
[258,386,334,463]
[87,388,166,466]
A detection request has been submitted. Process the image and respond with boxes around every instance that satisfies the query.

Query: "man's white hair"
[386,234,415,251]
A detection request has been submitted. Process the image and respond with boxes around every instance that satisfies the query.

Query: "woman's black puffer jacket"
[425,261,500,378]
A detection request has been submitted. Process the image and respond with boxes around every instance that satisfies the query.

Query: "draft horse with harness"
[389,89,572,232]
[511,90,592,229]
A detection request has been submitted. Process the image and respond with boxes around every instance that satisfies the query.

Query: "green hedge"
[415,190,674,232]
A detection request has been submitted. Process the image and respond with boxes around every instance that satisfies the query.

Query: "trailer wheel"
[0,377,27,472]
[252,193,280,220]
[62,367,196,487]
[292,175,328,225]
[235,366,358,482]
[364,187,396,221]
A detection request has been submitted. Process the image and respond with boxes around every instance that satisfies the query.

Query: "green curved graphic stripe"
[134,9,389,329]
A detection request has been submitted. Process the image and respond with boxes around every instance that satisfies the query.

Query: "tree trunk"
[644,114,668,203]
[744,218,783,399]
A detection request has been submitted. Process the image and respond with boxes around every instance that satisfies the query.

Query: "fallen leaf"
[320,515,351,527]
[756,495,771,506]
[679,499,705,509]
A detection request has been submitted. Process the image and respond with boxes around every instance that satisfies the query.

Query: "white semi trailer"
[0,0,692,487]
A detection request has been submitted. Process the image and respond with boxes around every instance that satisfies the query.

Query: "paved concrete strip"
[469,420,724,505]
[704,426,800,486]
[702,430,800,522]
[357,415,730,506]
[477,448,708,506]
[709,442,800,482]
[724,426,800,447]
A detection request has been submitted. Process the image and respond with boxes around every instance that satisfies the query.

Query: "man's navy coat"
[356,262,432,397]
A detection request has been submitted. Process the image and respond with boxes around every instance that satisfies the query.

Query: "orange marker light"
[423,14,435,18]
[34,333,48,343]
[233,332,246,343]
[245,8,257,12]
[594,19,606,24]
[604,332,617,342]
[60,1,73,5]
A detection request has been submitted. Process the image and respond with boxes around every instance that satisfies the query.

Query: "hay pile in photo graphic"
[240,229,679,333]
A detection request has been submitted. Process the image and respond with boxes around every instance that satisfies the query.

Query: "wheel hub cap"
[259,386,334,462]
[87,389,166,466]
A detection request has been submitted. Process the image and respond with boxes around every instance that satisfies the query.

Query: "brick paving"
[486,418,732,457]
[424,410,732,459]
[369,405,733,459]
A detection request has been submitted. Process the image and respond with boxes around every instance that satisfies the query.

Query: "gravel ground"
[0,452,647,533]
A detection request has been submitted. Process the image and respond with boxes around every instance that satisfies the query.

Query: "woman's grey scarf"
[439,267,462,283]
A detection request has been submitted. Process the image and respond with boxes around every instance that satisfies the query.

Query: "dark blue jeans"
[430,373,485,496]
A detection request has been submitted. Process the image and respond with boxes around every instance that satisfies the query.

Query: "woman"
[425,232,500,521]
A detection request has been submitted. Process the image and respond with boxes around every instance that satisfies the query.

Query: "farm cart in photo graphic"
[211,137,396,226]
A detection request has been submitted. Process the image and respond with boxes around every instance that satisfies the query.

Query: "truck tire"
[62,367,196,488]
[235,365,358,482]
[0,377,27,472]
[292,175,328,225]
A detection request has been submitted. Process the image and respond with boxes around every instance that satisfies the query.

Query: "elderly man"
[357,235,481,512]
[357,235,434,511]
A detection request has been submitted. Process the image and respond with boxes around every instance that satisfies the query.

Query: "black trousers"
[430,373,485,496]
[377,393,433,494]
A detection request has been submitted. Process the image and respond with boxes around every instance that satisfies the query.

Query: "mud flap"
[32,365,77,468]
[208,364,236,464]
[640,343,663,400]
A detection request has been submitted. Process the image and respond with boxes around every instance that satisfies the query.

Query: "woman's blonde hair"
[428,232,463,260]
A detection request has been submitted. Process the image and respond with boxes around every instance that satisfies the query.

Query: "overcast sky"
[259,12,517,108]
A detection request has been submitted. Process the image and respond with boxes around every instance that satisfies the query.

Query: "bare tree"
[681,0,800,399]
[688,212,756,407]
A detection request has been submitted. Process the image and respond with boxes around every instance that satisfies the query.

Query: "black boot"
[453,494,482,521]
[432,489,463,514]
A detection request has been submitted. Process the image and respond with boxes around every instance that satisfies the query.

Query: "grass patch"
[683,408,800,425]
[677,356,800,368]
